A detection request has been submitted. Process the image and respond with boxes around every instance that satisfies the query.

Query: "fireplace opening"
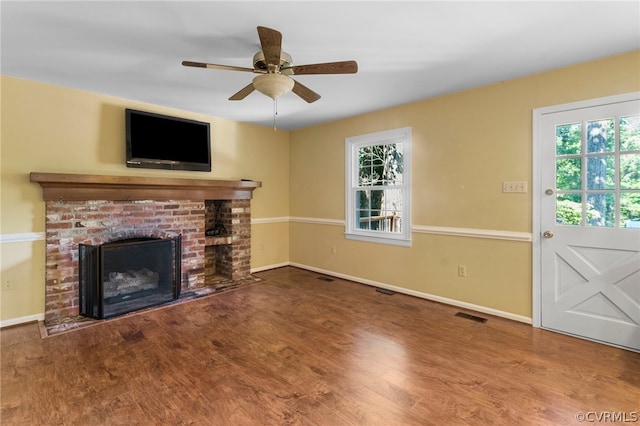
[205,199,229,237]
[79,235,181,319]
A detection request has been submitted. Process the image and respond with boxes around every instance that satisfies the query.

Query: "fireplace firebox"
[79,236,182,319]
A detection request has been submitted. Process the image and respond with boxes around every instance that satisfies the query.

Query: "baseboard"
[1,263,531,328]
[251,262,291,273]
[0,313,44,329]
[288,262,532,324]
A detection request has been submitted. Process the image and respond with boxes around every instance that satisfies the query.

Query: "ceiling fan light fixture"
[252,73,294,100]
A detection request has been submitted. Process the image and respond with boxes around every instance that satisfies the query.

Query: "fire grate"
[79,235,181,319]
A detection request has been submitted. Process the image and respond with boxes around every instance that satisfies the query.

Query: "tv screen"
[126,108,211,172]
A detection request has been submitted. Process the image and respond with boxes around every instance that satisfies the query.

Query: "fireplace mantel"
[30,172,262,201]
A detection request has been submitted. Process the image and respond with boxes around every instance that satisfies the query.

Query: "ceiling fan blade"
[257,26,282,68]
[292,80,321,103]
[229,83,255,101]
[282,60,358,75]
[182,60,257,73]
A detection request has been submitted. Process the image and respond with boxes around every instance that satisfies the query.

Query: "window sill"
[345,232,412,247]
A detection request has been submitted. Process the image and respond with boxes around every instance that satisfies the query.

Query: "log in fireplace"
[79,236,182,319]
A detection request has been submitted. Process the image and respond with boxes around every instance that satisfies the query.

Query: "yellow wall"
[289,50,640,319]
[0,76,290,322]
[2,50,638,324]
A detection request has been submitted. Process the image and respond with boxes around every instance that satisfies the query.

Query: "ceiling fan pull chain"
[273,99,278,131]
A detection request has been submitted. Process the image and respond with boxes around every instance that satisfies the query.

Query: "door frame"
[531,91,640,329]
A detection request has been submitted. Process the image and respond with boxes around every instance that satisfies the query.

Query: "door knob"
[543,230,554,238]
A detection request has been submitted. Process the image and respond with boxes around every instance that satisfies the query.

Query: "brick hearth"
[30,173,260,325]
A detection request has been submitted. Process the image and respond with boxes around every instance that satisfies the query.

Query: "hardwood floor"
[2,266,638,425]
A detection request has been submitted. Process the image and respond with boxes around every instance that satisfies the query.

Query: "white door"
[537,94,640,352]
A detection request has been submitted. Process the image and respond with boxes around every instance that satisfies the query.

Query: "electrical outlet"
[502,181,528,193]
[3,279,14,290]
[458,265,467,277]
[330,246,337,255]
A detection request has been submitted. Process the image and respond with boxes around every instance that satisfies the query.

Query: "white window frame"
[345,127,411,247]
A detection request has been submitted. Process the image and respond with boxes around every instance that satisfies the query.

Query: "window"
[345,127,411,246]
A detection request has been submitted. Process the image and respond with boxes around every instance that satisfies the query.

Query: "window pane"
[355,189,383,230]
[621,192,640,227]
[356,189,371,231]
[385,143,404,185]
[556,123,581,155]
[586,192,615,227]
[586,155,614,189]
[358,144,404,186]
[620,153,640,190]
[620,115,640,151]
[372,145,385,186]
[368,190,385,230]
[587,119,614,153]
[556,193,582,226]
[358,147,373,186]
[356,190,370,210]
[377,210,402,232]
[355,189,403,232]
[556,158,581,190]
[382,188,403,210]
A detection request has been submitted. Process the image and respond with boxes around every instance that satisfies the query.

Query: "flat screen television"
[125,108,211,172]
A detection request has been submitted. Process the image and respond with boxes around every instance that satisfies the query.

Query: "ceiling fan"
[182,26,358,104]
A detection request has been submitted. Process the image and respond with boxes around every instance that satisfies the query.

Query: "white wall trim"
[251,217,290,225]
[288,217,532,242]
[0,232,45,243]
[289,216,345,226]
[288,263,532,324]
[533,91,640,116]
[412,225,532,242]
[0,313,44,329]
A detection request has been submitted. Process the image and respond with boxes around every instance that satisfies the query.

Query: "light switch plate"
[502,181,528,193]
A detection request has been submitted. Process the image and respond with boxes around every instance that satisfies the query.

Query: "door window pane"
[620,115,640,151]
[556,158,581,190]
[556,123,581,155]
[586,155,615,189]
[556,193,582,226]
[586,193,615,227]
[621,193,640,227]
[620,153,640,190]
[587,119,614,153]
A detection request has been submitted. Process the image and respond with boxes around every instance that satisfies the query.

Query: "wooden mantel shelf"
[30,172,262,201]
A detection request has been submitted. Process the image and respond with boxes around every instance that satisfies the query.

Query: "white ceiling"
[2,1,639,130]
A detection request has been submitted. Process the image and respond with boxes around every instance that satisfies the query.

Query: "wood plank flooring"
[2,266,639,425]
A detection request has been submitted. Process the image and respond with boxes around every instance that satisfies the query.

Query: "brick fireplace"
[30,173,261,326]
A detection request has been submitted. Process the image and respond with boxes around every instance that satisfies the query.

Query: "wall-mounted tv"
[126,108,211,172]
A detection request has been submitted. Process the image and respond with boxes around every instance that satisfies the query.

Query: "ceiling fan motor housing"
[253,51,293,75]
